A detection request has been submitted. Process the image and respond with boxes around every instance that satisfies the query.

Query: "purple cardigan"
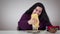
[18,14,52,30]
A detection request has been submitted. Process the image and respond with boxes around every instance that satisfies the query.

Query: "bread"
[31,14,39,29]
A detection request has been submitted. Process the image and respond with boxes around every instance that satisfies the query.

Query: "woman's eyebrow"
[36,9,38,10]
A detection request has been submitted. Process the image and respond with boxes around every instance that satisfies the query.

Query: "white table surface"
[0,30,60,34]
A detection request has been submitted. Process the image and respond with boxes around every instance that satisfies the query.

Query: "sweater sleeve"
[18,14,32,30]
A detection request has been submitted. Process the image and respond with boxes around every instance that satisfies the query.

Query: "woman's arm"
[18,14,32,30]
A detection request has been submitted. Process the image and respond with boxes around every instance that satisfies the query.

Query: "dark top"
[18,14,52,30]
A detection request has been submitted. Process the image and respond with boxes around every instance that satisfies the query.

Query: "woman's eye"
[39,11,41,13]
[39,11,41,12]
[36,9,38,11]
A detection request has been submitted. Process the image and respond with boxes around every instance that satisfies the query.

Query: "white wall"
[0,0,60,30]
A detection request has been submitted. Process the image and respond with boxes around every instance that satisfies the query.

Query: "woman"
[18,2,52,30]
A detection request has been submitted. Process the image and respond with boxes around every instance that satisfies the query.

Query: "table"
[0,30,60,34]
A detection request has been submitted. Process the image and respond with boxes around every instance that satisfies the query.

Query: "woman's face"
[33,6,42,15]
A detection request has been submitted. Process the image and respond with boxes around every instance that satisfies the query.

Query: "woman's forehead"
[35,6,42,10]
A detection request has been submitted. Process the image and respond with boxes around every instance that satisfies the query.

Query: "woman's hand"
[28,18,38,25]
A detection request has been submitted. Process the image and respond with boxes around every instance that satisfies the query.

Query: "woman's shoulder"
[21,13,31,19]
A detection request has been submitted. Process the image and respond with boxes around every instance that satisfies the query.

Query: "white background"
[0,0,60,30]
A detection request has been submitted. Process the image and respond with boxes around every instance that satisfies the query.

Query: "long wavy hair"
[24,2,50,23]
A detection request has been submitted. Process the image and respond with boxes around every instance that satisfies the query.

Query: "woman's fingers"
[31,18,38,24]
[28,20,32,25]
[28,18,38,25]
